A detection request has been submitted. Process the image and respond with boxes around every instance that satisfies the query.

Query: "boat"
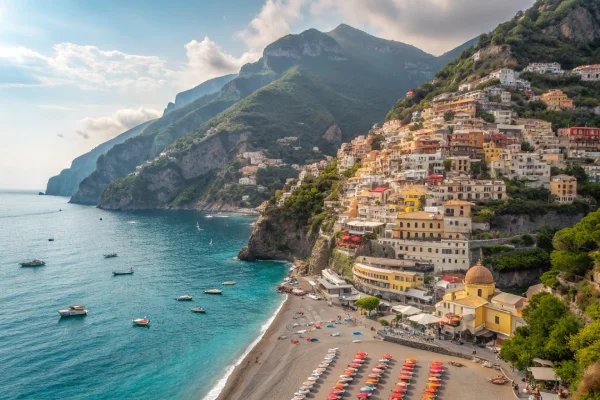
[176,295,193,301]
[209,239,213,246]
[222,281,235,285]
[103,253,118,258]
[58,305,87,317]
[196,221,200,230]
[48,238,54,242]
[113,268,134,275]
[204,289,222,294]
[205,215,213,219]
[19,259,45,267]
[132,318,150,326]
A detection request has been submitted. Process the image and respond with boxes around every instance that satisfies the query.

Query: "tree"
[355,296,380,316]
[443,159,452,172]
[443,110,455,122]
[536,226,559,252]
[521,141,534,152]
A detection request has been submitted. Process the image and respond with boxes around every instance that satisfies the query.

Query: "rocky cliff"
[46,120,154,197]
[493,212,584,234]
[163,74,237,115]
[238,213,320,262]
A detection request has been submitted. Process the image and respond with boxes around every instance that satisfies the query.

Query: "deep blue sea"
[0,191,288,400]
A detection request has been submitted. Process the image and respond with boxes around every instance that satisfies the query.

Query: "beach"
[215,279,515,400]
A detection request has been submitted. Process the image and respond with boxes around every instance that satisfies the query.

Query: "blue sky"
[0,0,533,189]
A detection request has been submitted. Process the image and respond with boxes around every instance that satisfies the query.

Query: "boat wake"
[202,295,288,400]
[127,221,136,224]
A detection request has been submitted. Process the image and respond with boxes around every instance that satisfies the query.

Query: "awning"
[392,305,422,316]
[408,313,442,325]
[476,329,494,338]
[528,367,561,382]
[533,358,553,367]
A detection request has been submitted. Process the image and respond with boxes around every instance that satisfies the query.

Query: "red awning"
[351,237,362,242]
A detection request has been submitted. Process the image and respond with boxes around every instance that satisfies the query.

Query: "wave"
[202,294,288,400]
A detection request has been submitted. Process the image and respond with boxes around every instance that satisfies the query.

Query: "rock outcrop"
[322,124,342,144]
[543,5,600,43]
[163,74,237,115]
[492,212,584,234]
[306,234,335,275]
[238,213,320,262]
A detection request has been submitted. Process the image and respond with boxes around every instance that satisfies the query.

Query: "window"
[429,223,433,229]
[407,223,411,228]
[494,316,500,324]
[478,289,482,297]
[422,223,425,228]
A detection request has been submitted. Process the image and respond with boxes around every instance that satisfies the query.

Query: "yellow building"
[483,142,503,163]
[435,262,526,340]
[392,211,445,240]
[352,258,427,302]
[541,89,574,111]
[550,174,577,203]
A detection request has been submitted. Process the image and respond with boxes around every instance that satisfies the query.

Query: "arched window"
[430,223,433,229]
[422,233,426,238]
[407,223,411,228]
[400,222,403,227]
[422,223,425,228]
[478,289,482,297]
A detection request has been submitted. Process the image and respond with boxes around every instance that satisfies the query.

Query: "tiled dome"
[465,261,494,285]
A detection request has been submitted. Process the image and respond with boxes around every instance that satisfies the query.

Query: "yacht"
[204,289,223,295]
[176,295,193,301]
[19,259,45,267]
[58,305,88,317]
[132,318,150,326]
[112,268,134,276]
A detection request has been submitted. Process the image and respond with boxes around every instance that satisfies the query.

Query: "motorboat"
[204,289,222,294]
[19,259,45,267]
[222,281,235,285]
[113,268,134,275]
[58,305,87,317]
[191,307,206,313]
[103,253,118,258]
[176,295,193,301]
[132,318,150,326]
[48,238,54,242]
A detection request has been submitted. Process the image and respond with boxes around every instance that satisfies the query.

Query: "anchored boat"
[222,281,235,285]
[132,318,149,326]
[103,253,118,258]
[204,289,222,295]
[176,295,193,301]
[191,307,206,313]
[113,268,134,276]
[19,259,45,267]
[58,305,88,317]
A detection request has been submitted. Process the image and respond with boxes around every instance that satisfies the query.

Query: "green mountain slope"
[45,120,155,197]
[97,26,474,211]
[387,0,600,123]
[70,71,278,204]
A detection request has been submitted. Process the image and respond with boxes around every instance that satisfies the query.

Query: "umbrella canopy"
[391,394,404,399]
[393,387,407,393]
[393,305,422,316]
[327,395,340,400]
[356,352,368,355]
[382,354,393,358]
[408,313,443,325]
[357,393,370,398]
[406,357,417,361]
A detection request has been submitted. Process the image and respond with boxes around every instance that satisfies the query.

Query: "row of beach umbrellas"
[420,360,445,399]
[291,347,339,400]
[392,357,417,399]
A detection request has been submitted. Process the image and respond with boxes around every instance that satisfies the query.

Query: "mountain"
[70,71,277,205]
[387,0,600,122]
[163,74,237,115]
[45,120,154,197]
[95,25,475,211]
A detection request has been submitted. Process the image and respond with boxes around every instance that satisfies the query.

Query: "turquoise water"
[0,191,288,400]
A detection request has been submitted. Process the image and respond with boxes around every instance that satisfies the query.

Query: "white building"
[239,176,256,185]
[524,63,563,74]
[378,238,471,273]
[492,109,513,125]
[572,65,600,81]
[490,152,551,185]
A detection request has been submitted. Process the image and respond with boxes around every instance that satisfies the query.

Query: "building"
[448,130,484,158]
[491,109,513,125]
[550,174,577,203]
[541,89,574,111]
[558,127,600,154]
[352,258,427,301]
[524,62,562,74]
[238,176,256,185]
[573,64,600,81]
[447,156,474,174]
[490,152,551,185]
[427,179,507,205]
[483,142,503,162]
[318,269,354,301]
[435,262,527,340]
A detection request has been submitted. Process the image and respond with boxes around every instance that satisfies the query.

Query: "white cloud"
[76,107,161,141]
[238,0,306,51]
[310,0,533,55]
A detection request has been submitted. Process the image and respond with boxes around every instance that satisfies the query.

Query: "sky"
[0,0,534,190]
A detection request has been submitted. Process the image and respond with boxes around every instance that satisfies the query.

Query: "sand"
[215,281,514,400]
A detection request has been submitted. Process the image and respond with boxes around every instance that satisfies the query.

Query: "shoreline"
[211,293,292,400]
[204,294,289,400]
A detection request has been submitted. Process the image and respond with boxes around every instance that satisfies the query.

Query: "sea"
[0,191,289,400]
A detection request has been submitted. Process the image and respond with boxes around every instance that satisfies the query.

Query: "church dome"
[465,261,494,285]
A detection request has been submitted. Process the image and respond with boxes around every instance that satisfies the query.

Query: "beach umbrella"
[366,379,378,384]
[327,395,340,400]
[382,354,393,359]
[428,377,440,382]
[432,360,443,364]
[351,363,362,367]
[391,394,404,399]
[403,363,415,368]
[353,359,365,363]
[372,368,383,373]
[356,352,367,355]
[425,388,437,394]
[399,375,411,380]
[353,331,362,335]
[396,382,409,387]
[360,387,373,393]
[408,313,443,326]
[406,357,417,361]
[356,393,370,398]
[427,383,441,388]
[393,387,407,393]
[331,388,344,394]
[401,371,414,375]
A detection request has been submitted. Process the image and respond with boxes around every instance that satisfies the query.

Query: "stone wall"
[493,212,584,234]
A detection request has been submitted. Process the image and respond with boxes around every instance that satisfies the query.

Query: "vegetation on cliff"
[387,0,600,124]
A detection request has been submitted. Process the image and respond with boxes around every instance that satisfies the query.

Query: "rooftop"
[492,292,525,305]
[397,211,442,220]
[451,295,488,308]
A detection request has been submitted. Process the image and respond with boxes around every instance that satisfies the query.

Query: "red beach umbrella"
[357,393,370,399]
[391,394,404,399]
[327,395,341,400]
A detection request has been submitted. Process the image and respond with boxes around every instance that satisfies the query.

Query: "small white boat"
[209,239,213,246]
[191,307,206,313]
[58,305,87,317]
[204,289,222,295]
[132,318,150,326]
[176,295,193,301]
[205,215,213,219]
[352,339,362,343]
[222,281,235,285]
